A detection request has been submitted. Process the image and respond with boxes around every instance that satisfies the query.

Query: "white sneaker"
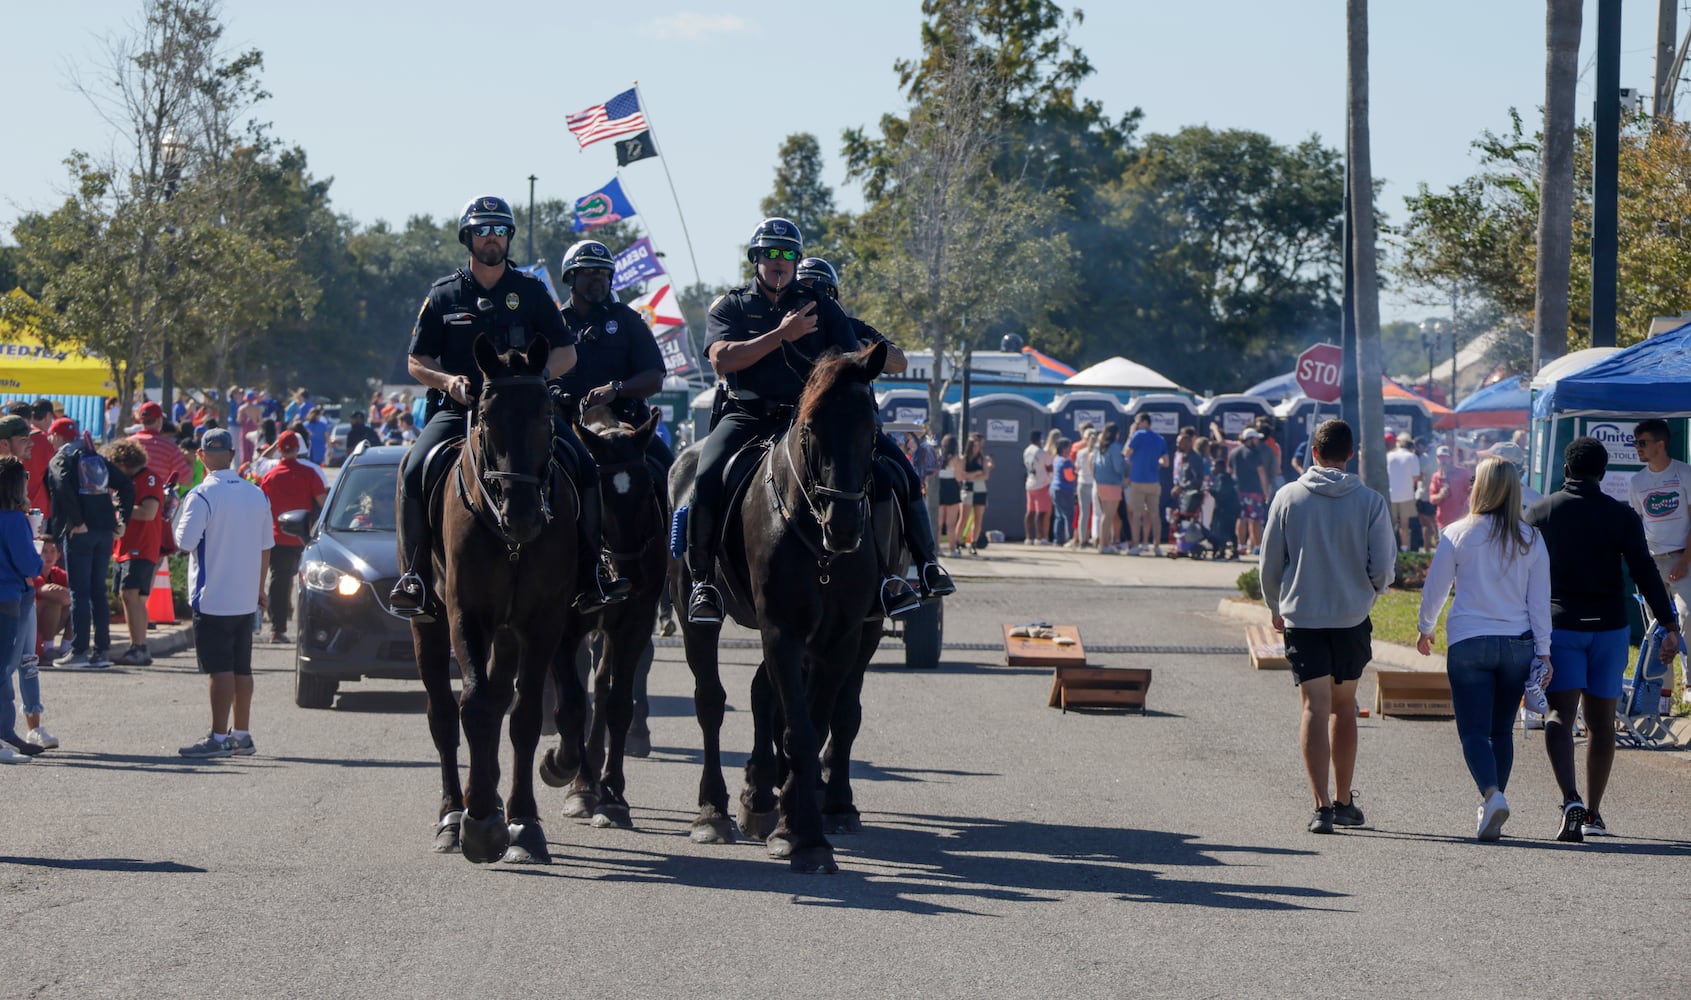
[0,744,32,764]
[25,727,58,750]
[1476,790,1510,841]
[58,651,92,670]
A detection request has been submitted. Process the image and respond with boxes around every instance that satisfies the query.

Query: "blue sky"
[2,1,1675,325]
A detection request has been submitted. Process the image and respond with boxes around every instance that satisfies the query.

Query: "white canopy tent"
[1063,356,1183,391]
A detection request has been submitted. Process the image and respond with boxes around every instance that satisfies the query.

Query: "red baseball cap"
[138,401,164,421]
[275,430,301,452]
[49,417,78,439]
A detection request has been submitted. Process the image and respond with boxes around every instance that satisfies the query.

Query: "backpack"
[75,432,110,496]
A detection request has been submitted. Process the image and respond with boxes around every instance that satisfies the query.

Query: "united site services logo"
[1645,490,1682,518]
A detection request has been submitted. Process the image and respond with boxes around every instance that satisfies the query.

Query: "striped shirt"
[174,468,273,616]
[131,429,192,493]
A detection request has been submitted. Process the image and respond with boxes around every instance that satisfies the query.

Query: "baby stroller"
[1205,471,1241,560]
[1616,596,1682,749]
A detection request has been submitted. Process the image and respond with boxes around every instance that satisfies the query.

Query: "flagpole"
[633,81,703,291]
[608,181,710,383]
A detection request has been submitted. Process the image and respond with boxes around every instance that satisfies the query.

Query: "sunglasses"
[1635,437,1658,447]
[762,248,798,260]
[472,224,512,238]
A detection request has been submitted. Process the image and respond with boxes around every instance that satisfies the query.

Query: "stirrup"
[880,575,922,619]
[389,572,435,623]
[917,561,956,600]
[688,582,723,625]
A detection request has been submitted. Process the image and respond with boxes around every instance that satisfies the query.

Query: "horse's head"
[577,406,664,560]
[791,340,888,554]
[470,333,553,544]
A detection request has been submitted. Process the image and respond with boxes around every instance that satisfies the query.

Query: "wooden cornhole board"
[1003,624,1086,667]
[1047,666,1152,714]
[1245,624,1290,671]
[1374,670,1454,717]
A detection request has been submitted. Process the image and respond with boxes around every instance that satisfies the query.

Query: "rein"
[456,374,554,559]
[766,422,870,585]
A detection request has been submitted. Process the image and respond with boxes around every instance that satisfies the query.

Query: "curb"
[143,620,194,657]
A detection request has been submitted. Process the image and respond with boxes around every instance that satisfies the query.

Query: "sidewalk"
[939,541,1256,590]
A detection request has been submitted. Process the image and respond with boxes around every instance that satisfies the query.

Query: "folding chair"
[1617,596,1681,750]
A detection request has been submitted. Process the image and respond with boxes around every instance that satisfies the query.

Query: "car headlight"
[303,560,363,597]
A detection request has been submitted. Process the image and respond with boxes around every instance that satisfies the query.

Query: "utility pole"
[526,174,537,263]
[1656,0,1678,118]
[1591,0,1621,348]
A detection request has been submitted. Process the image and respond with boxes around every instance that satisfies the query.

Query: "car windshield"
[325,463,398,532]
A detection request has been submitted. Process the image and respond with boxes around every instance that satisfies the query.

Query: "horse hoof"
[823,811,862,835]
[787,846,839,874]
[501,819,551,865]
[561,789,598,819]
[689,812,736,844]
[432,811,463,854]
[591,804,632,829]
[766,834,794,859]
[459,809,510,865]
[538,748,578,789]
[737,805,780,842]
[625,726,651,758]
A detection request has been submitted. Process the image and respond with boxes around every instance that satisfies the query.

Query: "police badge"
[606,320,619,335]
[505,293,520,310]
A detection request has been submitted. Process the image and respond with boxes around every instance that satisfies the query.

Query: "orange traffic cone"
[147,562,176,624]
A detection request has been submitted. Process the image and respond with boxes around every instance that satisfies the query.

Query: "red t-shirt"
[25,429,52,518]
[260,458,327,546]
[114,467,167,563]
[30,564,68,591]
[1432,466,1474,529]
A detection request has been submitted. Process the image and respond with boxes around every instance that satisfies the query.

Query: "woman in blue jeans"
[1416,457,1551,841]
[0,457,46,761]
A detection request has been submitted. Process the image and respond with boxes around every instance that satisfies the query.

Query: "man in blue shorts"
[1526,437,1681,840]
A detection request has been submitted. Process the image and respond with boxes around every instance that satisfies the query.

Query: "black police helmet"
[560,240,616,283]
[746,217,804,263]
[458,196,517,247]
[796,257,839,298]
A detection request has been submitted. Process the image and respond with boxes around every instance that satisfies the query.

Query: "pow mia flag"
[614,130,658,167]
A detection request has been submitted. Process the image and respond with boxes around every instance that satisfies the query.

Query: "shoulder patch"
[709,294,728,311]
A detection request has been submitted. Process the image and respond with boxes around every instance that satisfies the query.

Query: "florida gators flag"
[571,177,637,233]
[629,281,684,331]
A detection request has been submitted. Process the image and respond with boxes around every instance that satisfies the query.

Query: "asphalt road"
[6,572,1690,998]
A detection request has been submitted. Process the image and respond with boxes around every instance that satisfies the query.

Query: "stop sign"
[1295,343,1343,403]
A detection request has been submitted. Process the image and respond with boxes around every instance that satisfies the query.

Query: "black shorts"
[1284,618,1372,686]
[1416,499,1436,517]
[938,478,961,505]
[116,558,156,595]
[194,612,254,676]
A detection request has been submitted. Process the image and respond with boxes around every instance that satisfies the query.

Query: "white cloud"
[639,12,756,41]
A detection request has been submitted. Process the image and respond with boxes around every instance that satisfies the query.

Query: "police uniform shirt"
[409,266,576,396]
[848,315,892,349]
[704,283,859,404]
[552,297,664,400]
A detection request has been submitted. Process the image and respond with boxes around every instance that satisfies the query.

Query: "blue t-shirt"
[1094,447,1127,486]
[1127,428,1167,484]
[1050,455,1077,497]
[304,418,331,464]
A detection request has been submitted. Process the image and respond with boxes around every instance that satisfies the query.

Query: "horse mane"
[796,347,870,426]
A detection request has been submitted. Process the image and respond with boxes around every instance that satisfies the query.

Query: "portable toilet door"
[688,385,718,443]
[1048,391,1127,444]
[1382,398,1431,446]
[950,393,1051,542]
[1124,393,1199,540]
[878,387,939,436]
[1275,397,1341,480]
[1199,394,1275,443]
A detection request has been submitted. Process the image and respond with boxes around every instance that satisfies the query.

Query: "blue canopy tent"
[1243,371,1302,403]
[1450,375,1529,429]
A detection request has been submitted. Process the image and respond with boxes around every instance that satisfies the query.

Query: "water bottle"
[28,507,43,537]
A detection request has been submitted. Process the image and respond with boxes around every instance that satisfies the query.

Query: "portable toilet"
[1124,394,1199,541]
[948,393,1051,542]
[688,385,718,443]
[878,387,940,435]
[1048,391,1127,444]
[1382,398,1431,446]
[1199,394,1275,442]
[1275,397,1343,481]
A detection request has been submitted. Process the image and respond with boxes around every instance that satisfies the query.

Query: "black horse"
[538,404,668,829]
[409,334,579,865]
[668,342,888,873]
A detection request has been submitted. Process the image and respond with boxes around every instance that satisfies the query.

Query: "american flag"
[565,88,648,148]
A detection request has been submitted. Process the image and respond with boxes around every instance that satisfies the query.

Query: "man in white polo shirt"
[1629,418,1691,692]
[173,428,273,758]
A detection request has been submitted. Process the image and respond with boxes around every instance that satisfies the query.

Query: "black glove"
[547,381,576,419]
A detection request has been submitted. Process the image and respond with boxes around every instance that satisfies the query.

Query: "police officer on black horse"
[391,196,631,620]
[795,255,955,607]
[553,239,672,469]
[684,218,954,625]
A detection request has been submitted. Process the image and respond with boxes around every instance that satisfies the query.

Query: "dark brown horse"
[668,342,888,873]
[538,404,668,829]
[410,334,579,865]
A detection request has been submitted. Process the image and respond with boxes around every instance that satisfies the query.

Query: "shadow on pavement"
[1347,828,1691,854]
[331,690,429,714]
[0,855,205,873]
[492,809,1344,916]
[634,746,998,784]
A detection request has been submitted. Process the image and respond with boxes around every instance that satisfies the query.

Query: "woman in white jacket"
[1417,457,1552,842]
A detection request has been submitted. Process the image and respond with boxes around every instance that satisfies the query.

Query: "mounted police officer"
[554,239,672,468]
[797,256,955,608]
[684,219,861,625]
[391,196,629,620]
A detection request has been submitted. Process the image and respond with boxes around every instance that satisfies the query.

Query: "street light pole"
[158,131,188,412]
[526,174,537,263]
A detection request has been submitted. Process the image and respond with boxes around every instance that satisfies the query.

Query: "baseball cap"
[0,414,29,440]
[1384,432,1397,444]
[200,428,235,452]
[138,401,164,421]
[1241,428,1261,439]
[275,430,301,452]
[1487,442,1527,465]
[49,417,77,439]
[1436,445,1452,457]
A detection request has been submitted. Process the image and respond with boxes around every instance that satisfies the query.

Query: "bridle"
[766,387,873,583]
[457,374,555,558]
[594,452,665,565]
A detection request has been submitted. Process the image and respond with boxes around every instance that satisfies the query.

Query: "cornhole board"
[1374,670,1454,717]
[1047,666,1152,713]
[1245,624,1290,670]
[1002,624,1086,667]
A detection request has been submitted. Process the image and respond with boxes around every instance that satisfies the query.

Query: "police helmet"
[458,196,517,247]
[796,257,839,298]
[560,240,616,283]
[747,217,804,263]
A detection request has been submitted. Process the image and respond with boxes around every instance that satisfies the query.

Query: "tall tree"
[759,133,840,259]
[1348,0,1388,496]
[1535,0,1582,371]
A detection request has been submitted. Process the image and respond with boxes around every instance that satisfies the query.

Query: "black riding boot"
[903,495,956,600]
[574,480,632,613]
[390,489,435,622]
[685,539,723,625]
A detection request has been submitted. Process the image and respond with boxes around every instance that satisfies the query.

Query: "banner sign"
[656,325,696,377]
[612,238,666,292]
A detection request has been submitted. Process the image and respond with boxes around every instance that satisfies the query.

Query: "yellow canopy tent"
[0,312,126,398]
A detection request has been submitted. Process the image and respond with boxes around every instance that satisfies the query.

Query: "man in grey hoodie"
[1260,419,1397,834]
